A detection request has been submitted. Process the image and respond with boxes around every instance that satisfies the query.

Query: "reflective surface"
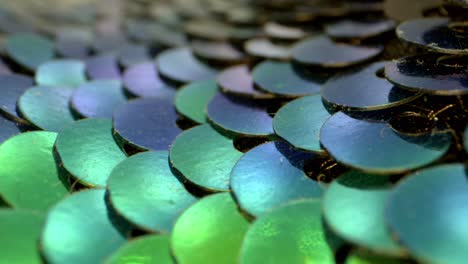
[175,79,218,123]
[113,98,182,151]
[320,112,452,173]
[273,95,329,152]
[170,124,242,192]
[292,36,382,68]
[231,141,322,217]
[171,193,249,264]
[322,62,420,110]
[240,200,334,264]
[156,47,217,84]
[41,189,130,264]
[55,119,126,187]
[252,61,323,96]
[207,92,274,136]
[108,151,196,232]
[387,164,468,264]
[18,86,76,132]
[35,59,86,88]
[0,209,44,264]
[0,132,68,211]
[71,80,127,118]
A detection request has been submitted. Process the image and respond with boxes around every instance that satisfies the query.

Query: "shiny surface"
[0,132,68,210]
[105,235,173,264]
[175,79,218,123]
[108,151,196,232]
[18,86,75,132]
[5,33,54,70]
[322,62,420,110]
[86,54,121,80]
[170,124,242,191]
[123,62,175,99]
[207,92,274,136]
[0,209,44,264]
[41,189,130,264]
[191,40,245,65]
[71,80,126,118]
[55,119,126,187]
[273,95,330,152]
[156,47,217,84]
[113,98,182,151]
[0,73,34,120]
[385,54,468,95]
[397,18,468,54]
[171,193,249,264]
[217,65,272,99]
[346,251,407,264]
[252,61,323,96]
[325,20,396,40]
[240,200,334,264]
[244,38,291,60]
[320,112,451,173]
[387,164,468,264]
[0,115,22,144]
[117,43,149,67]
[292,36,382,68]
[323,171,403,256]
[35,59,86,88]
[231,141,322,217]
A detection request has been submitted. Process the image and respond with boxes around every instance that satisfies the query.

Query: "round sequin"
[71,80,126,119]
[273,95,330,152]
[244,38,291,60]
[0,73,34,121]
[55,28,91,59]
[184,19,230,41]
[396,17,468,54]
[18,86,75,132]
[171,193,249,264]
[156,47,217,84]
[86,54,121,80]
[385,54,468,95]
[0,132,68,211]
[175,79,218,123]
[217,65,273,99]
[322,61,421,111]
[0,209,44,264]
[292,36,383,68]
[231,141,322,217]
[264,22,306,43]
[0,114,22,144]
[320,112,452,173]
[123,62,175,99]
[55,119,126,187]
[207,92,274,136]
[323,171,404,256]
[325,20,396,40]
[108,151,196,232]
[5,33,54,71]
[35,59,86,88]
[41,189,130,264]
[191,40,246,66]
[240,200,334,264]
[346,251,408,264]
[113,98,182,151]
[384,0,442,21]
[252,61,324,96]
[170,124,242,192]
[117,43,149,67]
[386,164,468,264]
[104,235,173,264]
